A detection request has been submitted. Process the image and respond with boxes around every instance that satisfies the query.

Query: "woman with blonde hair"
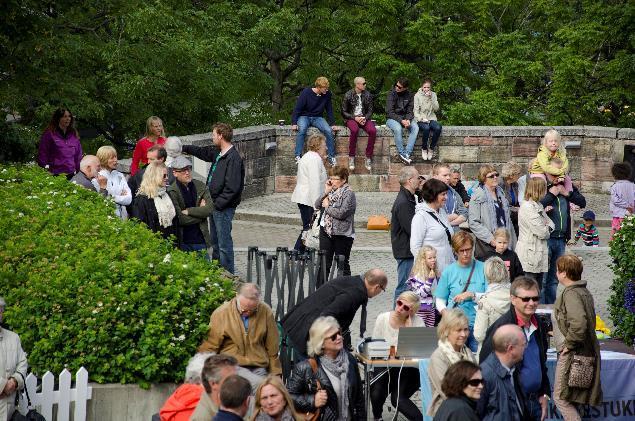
[287,316,365,420]
[252,375,301,421]
[515,177,554,289]
[131,162,178,242]
[427,308,477,416]
[370,291,425,420]
[468,164,516,260]
[408,245,440,327]
[291,134,327,252]
[94,145,131,219]
[472,256,511,353]
[131,116,167,176]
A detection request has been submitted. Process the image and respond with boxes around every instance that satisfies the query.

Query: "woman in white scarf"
[131,162,178,243]
[427,308,477,416]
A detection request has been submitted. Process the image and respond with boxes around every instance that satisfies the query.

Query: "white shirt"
[372,311,424,347]
[353,94,363,116]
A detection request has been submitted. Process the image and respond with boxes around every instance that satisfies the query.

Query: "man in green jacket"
[167,155,214,257]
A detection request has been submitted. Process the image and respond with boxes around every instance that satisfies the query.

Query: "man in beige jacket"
[198,283,281,383]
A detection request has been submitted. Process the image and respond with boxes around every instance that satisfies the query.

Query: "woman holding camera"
[315,165,356,280]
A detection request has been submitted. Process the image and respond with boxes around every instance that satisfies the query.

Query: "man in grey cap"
[167,155,214,256]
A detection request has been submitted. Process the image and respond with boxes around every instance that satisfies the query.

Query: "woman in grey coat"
[469,165,517,261]
[315,165,357,281]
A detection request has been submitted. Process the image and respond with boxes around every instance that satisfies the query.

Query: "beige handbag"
[567,354,595,388]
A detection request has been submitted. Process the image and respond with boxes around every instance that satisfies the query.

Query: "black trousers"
[294,203,315,252]
[317,227,354,284]
[525,271,544,291]
[370,367,423,420]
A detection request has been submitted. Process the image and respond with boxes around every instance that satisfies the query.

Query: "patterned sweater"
[574,223,599,246]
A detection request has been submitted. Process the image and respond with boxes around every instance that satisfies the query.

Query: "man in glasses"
[477,324,529,421]
[281,268,388,358]
[167,155,214,256]
[479,277,551,421]
[199,283,281,385]
[385,77,418,164]
[433,163,468,233]
[341,76,376,171]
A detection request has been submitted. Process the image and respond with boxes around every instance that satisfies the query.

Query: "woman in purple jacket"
[38,107,83,178]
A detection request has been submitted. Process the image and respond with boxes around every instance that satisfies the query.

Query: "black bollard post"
[247,246,258,283]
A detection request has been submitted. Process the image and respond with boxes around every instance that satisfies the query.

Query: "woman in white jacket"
[515,178,554,289]
[94,146,132,220]
[414,79,441,161]
[473,256,510,355]
[410,178,455,275]
[291,135,327,251]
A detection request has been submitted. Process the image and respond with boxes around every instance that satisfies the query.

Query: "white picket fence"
[15,367,93,421]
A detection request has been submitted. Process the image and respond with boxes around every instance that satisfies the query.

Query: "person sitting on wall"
[341,76,376,171]
[291,76,338,167]
[386,77,418,165]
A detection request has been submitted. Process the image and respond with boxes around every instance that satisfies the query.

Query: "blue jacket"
[477,354,528,421]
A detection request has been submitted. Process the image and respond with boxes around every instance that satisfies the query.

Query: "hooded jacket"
[473,286,511,346]
[410,201,455,274]
[159,384,204,421]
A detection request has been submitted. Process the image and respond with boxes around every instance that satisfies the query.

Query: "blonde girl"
[407,245,440,326]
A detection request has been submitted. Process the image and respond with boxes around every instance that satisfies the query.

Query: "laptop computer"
[395,327,438,359]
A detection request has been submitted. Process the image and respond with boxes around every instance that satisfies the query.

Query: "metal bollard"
[247,246,258,283]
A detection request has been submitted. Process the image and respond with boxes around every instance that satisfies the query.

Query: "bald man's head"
[80,155,101,179]
[493,324,526,364]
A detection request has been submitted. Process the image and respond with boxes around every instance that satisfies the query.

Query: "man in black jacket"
[479,277,550,421]
[386,77,418,164]
[539,166,585,304]
[391,166,420,302]
[182,123,245,274]
[341,76,376,171]
[280,268,388,357]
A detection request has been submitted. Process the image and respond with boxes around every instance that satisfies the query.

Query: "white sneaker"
[328,156,337,166]
[399,154,412,165]
[295,156,301,165]
[365,158,372,171]
[422,149,428,160]
[349,157,355,170]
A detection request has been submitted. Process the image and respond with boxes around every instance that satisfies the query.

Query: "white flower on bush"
[148,263,154,268]
[65,202,71,206]
[199,286,205,292]
[162,254,172,264]
[17,212,24,218]
[182,264,188,269]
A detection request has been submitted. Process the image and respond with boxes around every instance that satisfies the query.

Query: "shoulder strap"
[451,261,476,308]
[308,358,322,390]
[426,211,452,244]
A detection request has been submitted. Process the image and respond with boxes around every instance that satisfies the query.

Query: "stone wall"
[174,125,635,196]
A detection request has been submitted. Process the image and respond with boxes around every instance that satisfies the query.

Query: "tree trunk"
[270,58,283,113]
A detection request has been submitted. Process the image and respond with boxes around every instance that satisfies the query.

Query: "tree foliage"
[1,0,633,147]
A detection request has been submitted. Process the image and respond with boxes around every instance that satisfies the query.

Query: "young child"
[407,246,439,327]
[473,256,511,353]
[483,228,524,282]
[570,210,600,247]
[530,129,573,192]
[610,162,635,239]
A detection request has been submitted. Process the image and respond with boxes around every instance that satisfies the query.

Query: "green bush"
[0,122,39,163]
[608,214,635,346]
[0,164,234,386]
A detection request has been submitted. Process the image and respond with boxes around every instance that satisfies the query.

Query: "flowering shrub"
[608,214,635,346]
[0,164,234,386]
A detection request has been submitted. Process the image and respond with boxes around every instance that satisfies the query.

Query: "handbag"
[10,373,46,421]
[473,237,495,261]
[567,354,596,389]
[303,208,323,249]
[304,358,322,421]
[367,215,390,230]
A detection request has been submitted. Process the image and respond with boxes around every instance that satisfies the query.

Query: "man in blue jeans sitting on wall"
[182,123,245,274]
[386,77,419,164]
[291,76,338,166]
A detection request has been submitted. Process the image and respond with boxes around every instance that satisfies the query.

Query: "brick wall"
[174,125,635,197]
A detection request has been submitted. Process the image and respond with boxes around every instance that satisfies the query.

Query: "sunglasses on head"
[326,330,342,341]
[467,378,485,387]
[486,172,499,179]
[515,295,540,303]
[396,299,411,312]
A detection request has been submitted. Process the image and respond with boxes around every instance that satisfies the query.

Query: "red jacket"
[159,384,203,421]
[131,136,166,175]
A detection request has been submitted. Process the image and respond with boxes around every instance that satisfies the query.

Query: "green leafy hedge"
[608,214,635,346]
[0,164,234,386]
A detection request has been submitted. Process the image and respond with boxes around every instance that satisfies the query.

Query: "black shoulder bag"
[10,372,45,421]
[426,211,452,244]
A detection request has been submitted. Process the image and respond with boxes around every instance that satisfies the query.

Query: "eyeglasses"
[395,84,404,90]
[329,177,341,181]
[515,295,540,303]
[467,378,485,387]
[379,284,386,293]
[174,167,192,173]
[326,330,342,341]
[486,173,499,179]
[457,247,473,255]
[396,300,411,312]
[162,173,168,179]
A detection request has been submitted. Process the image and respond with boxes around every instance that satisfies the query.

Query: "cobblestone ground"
[231,192,616,420]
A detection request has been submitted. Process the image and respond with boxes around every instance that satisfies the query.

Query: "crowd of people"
[28,84,635,421]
